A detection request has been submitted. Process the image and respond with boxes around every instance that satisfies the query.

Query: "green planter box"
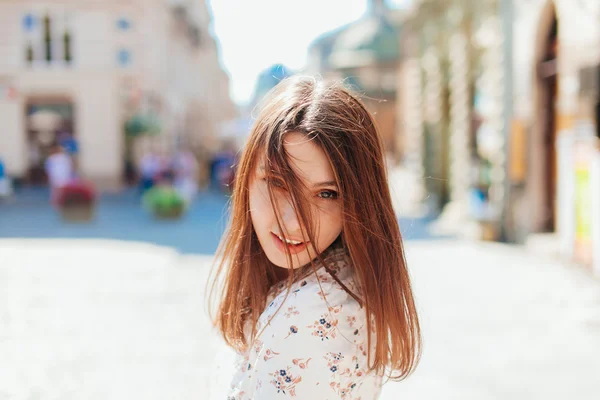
[143,186,186,220]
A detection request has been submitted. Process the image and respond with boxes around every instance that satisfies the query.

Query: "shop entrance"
[25,99,76,185]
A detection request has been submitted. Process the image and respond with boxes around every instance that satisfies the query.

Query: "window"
[117,17,132,31]
[23,12,73,66]
[118,49,132,67]
[43,14,52,62]
[23,13,36,66]
[63,28,72,63]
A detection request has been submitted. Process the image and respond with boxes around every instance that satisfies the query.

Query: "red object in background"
[7,87,17,100]
[56,181,97,207]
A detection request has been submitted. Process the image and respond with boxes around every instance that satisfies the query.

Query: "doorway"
[25,99,76,185]
[536,7,558,232]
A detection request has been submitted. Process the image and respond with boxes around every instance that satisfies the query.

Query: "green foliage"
[143,186,186,218]
[124,114,162,137]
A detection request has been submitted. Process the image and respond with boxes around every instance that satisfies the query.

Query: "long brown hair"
[207,76,421,380]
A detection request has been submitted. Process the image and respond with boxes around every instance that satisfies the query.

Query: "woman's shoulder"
[249,259,379,399]
[264,254,368,344]
[274,248,359,307]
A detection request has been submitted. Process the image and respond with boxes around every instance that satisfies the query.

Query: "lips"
[273,232,304,245]
[270,232,309,255]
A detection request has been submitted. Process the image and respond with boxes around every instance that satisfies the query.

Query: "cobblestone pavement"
[1,239,599,399]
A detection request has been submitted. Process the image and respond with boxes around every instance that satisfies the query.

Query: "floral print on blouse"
[227,245,383,399]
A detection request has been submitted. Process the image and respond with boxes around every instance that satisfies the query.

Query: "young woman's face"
[249,131,343,270]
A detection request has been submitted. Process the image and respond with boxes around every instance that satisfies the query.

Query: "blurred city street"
[0,165,441,253]
[1,0,600,398]
[0,188,231,255]
[1,239,599,400]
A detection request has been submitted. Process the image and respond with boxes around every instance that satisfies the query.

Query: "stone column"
[400,57,426,212]
[447,32,471,221]
[422,50,443,213]
[479,14,507,225]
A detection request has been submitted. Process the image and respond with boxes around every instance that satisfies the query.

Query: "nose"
[279,197,302,235]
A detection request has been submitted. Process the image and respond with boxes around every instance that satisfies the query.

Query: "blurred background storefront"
[505,0,599,275]
[394,0,600,276]
[0,0,235,190]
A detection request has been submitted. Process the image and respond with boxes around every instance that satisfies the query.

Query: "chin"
[268,253,306,270]
[262,246,312,270]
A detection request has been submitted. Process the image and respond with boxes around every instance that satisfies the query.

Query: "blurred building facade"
[0,0,235,189]
[402,0,600,274]
[399,0,504,230]
[509,0,600,271]
[306,0,406,162]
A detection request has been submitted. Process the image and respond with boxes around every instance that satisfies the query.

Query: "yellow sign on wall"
[575,166,591,241]
[573,134,598,266]
[510,120,527,183]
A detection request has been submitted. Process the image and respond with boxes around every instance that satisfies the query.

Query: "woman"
[209,76,421,399]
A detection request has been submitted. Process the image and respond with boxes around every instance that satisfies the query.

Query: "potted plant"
[143,185,186,220]
[56,180,97,222]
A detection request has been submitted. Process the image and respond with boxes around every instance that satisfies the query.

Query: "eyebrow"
[312,181,337,188]
[258,166,337,188]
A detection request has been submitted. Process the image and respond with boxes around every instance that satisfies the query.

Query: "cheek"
[314,203,343,240]
[249,181,273,229]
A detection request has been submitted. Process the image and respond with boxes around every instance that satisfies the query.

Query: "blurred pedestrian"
[139,150,159,194]
[155,150,174,185]
[45,144,73,206]
[212,145,237,191]
[0,157,13,199]
[173,149,198,203]
[209,77,421,399]
[57,128,78,156]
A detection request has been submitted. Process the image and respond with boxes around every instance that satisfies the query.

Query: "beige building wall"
[0,0,234,188]
[0,2,29,176]
[513,0,600,122]
[0,1,139,187]
[0,98,26,176]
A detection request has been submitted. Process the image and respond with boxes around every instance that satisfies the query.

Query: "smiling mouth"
[270,232,309,254]
[273,232,305,246]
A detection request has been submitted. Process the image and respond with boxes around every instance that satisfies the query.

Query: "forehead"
[258,132,335,183]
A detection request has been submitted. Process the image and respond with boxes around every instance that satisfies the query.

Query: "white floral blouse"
[227,246,383,399]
